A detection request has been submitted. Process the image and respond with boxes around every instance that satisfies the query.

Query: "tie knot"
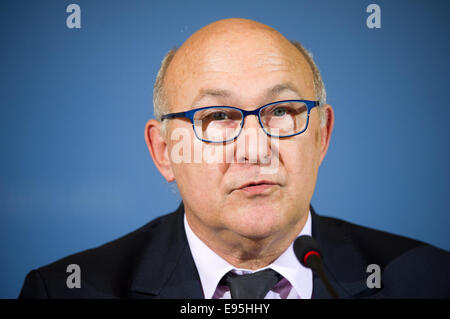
[222,268,282,299]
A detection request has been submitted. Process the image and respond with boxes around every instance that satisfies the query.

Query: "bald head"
[170,18,296,72]
[177,18,279,56]
[153,18,326,128]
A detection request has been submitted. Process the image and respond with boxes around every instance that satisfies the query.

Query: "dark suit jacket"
[19,203,450,298]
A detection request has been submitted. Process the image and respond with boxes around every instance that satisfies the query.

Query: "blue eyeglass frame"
[161,99,319,143]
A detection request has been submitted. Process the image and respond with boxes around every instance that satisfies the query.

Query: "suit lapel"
[128,203,203,299]
[310,206,383,299]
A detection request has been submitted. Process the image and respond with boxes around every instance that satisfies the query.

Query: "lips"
[235,180,278,195]
[238,180,277,189]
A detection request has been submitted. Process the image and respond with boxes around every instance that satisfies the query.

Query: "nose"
[241,113,262,132]
[234,114,272,164]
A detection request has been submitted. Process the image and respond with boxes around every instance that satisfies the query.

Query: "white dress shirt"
[184,212,313,299]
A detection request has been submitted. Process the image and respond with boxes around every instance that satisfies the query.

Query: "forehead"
[165,27,315,109]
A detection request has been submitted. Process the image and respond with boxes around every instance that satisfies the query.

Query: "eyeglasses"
[161,100,319,143]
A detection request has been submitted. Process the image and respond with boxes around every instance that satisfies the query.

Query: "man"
[19,18,450,299]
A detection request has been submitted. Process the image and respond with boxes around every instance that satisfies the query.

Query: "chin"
[227,205,285,239]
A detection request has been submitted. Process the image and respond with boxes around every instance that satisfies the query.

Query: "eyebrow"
[265,83,303,100]
[191,82,303,107]
[191,88,233,106]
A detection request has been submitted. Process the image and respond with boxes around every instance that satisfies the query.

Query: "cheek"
[280,134,321,191]
[172,162,228,211]
[174,163,219,192]
[167,131,231,211]
[173,162,232,229]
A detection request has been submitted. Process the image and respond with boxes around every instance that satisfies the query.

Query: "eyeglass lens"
[193,101,308,142]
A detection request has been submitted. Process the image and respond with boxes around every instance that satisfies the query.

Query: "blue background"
[1,0,449,298]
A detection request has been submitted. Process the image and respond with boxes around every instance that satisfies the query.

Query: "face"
[147,20,333,245]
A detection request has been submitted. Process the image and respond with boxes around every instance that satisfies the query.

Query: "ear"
[318,104,334,166]
[145,119,175,182]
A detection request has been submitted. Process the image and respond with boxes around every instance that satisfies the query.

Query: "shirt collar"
[184,212,313,299]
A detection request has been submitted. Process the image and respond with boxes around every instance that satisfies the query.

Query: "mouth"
[235,180,279,195]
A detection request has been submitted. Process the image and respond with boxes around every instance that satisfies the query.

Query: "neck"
[185,209,308,270]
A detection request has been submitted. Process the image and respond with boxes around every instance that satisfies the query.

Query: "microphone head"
[293,235,323,268]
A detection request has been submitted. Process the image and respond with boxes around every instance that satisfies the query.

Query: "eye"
[211,111,229,121]
[272,107,287,117]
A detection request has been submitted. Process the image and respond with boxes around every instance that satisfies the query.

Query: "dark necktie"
[222,269,282,299]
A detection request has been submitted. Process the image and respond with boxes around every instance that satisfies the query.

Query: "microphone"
[293,235,340,299]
